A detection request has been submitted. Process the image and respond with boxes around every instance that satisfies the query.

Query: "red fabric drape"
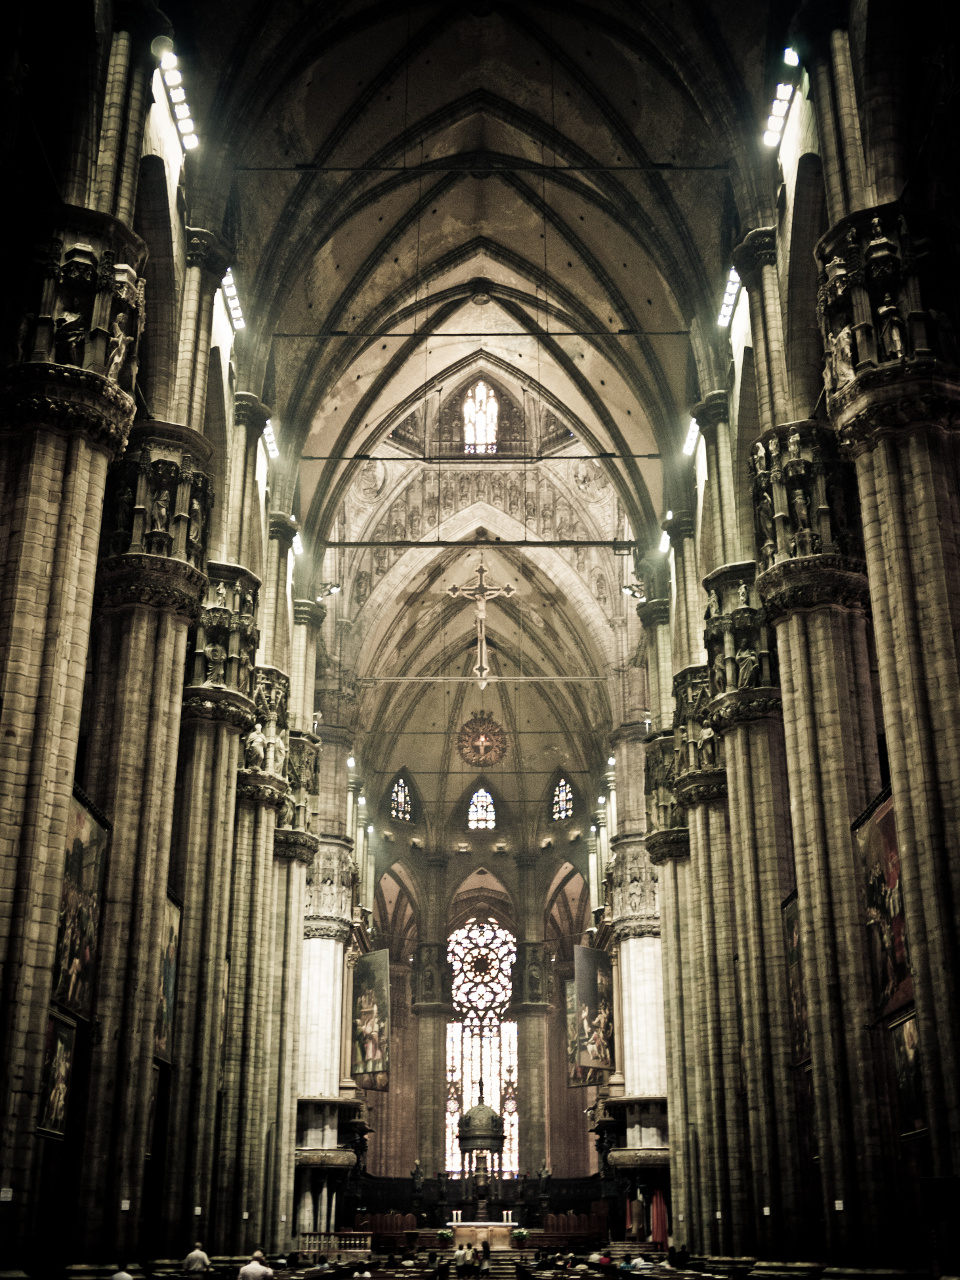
[650,1190,669,1248]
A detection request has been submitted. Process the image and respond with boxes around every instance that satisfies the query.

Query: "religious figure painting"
[890,1014,926,1136]
[352,948,390,1091]
[53,792,109,1018]
[572,946,615,1076]
[856,794,911,1015]
[565,979,600,1087]
[38,1014,76,1136]
[154,896,181,1062]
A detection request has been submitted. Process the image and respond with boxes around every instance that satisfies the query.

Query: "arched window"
[463,381,498,455]
[390,777,411,821]
[445,917,518,1173]
[553,777,573,820]
[468,787,495,829]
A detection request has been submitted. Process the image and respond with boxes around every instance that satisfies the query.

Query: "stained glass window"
[553,777,573,820]
[463,381,498,455]
[444,918,518,1173]
[468,788,495,829]
[390,777,411,821]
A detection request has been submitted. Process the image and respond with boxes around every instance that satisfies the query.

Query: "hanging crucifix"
[448,557,515,688]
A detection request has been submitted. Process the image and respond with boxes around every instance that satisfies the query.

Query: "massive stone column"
[76,423,210,1256]
[513,854,551,1174]
[170,231,230,434]
[413,852,452,1175]
[164,563,259,1249]
[607,720,668,1190]
[703,563,802,1257]
[0,209,143,1249]
[821,206,960,1205]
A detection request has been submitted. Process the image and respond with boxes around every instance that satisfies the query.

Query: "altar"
[450,1223,514,1251]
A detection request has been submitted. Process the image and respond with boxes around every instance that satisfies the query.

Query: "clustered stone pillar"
[819,203,960,1203]
[414,852,452,1176]
[170,231,230,434]
[0,208,144,1246]
[165,562,260,1243]
[76,422,210,1255]
[514,854,551,1175]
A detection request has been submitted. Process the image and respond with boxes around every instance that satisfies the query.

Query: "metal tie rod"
[356,675,606,683]
[324,539,636,549]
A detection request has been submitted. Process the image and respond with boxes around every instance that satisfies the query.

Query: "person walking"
[183,1242,212,1272]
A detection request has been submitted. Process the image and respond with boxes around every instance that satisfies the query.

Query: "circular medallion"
[457,711,507,767]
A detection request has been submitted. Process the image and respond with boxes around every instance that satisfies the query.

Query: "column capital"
[646,828,690,865]
[636,597,670,629]
[757,553,870,622]
[181,685,257,732]
[692,389,729,434]
[731,227,777,285]
[269,511,298,548]
[234,392,271,439]
[663,509,696,542]
[788,0,850,59]
[304,920,351,942]
[833,367,960,457]
[4,362,135,458]
[236,767,288,808]
[613,919,661,941]
[710,687,783,734]
[675,767,728,807]
[294,598,327,630]
[274,828,319,864]
[96,552,206,620]
[184,227,232,279]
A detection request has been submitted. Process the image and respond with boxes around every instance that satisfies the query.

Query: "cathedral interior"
[2,0,959,1274]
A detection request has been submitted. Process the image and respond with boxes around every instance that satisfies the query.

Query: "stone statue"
[274,733,288,777]
[116,486,134,533]
[151,489,171,532]
[245,723,266,769]
[278,792,296,828]
[738,581,749,608]
[706,589,720,619]
[768,434,780,462]
[537,1160,550,1192]
[204,643,226,685]
[752,440,767,474]
[792,489,810,530]
[697,721,716,766]
[788,429,801,460]
[55,310,85,365]
[834,326,856,386]
[355,570,370,608]
[188,496,204,546]
[105,313,133,381]
[757,491,774,545]
[878,294,907,361]
[712,651,727,696]
[736,646,759,689]
[412,1160,424,1192]
[216,581,227,608]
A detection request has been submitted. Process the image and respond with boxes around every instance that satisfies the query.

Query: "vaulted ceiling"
[172,0,781,844]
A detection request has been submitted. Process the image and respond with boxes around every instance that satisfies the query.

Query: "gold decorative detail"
[457,711,507,767]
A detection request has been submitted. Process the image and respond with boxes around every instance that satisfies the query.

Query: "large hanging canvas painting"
[154,896,181,1062]
[352,948,390,1091]
[571,945,615,1079]
[53,791,109,1018]
[38,1014,76,1136]
[856,794,912,1016]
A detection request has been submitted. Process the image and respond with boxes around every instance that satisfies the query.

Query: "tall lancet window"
[390,777,411,821]
[553,777,573,820]
[468,788,495,829]
[444,917,519,1173]
[463,381,498,454]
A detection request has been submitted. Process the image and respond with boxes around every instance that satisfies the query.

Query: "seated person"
[587,1255,602,1266]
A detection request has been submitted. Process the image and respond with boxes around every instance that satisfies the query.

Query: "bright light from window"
[177,118,195,134]
[607,756,616,766]
[766,115,785,133]
[763,130,781,148]
[182,134,200,151]
[170,87,186,103]
[468,787,496,829]
[463,381,498,454]
[762,82,793,151]
[292,533,304,556]
[659,529,671,553]
[683,418,700,456]
[223,270,246,334]
[347,756,356,768]
[263,419,279,458]
[163,68,182,86]
[358,796,366,806]
[784,47,800,66]
[160,52,178,70]
[718,267,741,327]
[776,83,793,100]
[174,103,191,119]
